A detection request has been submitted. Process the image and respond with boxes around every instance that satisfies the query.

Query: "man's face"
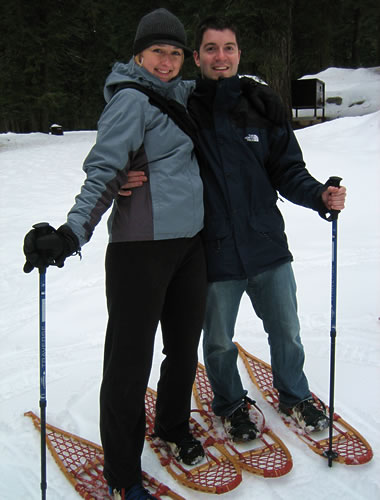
[193,28,241,80]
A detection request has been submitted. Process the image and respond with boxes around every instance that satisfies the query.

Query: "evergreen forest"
[1,0,379,133]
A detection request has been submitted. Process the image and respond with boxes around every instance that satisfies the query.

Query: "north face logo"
[244,134,259,142]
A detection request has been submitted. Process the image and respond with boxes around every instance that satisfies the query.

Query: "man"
[122,16,346,442]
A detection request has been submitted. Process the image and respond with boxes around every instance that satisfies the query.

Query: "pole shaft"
[322,176,342,467]
[327,218,338,467]
[39,270,47,498]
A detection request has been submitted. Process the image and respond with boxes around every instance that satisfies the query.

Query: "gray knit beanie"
[133,8,192,58]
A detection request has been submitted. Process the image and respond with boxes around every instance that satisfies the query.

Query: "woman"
[23,9,207,500]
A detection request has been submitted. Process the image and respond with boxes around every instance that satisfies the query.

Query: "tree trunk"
[266,1,293,118]
[351,7,361,67]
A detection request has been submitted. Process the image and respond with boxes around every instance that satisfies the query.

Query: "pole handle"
[33,222,51,234]
[326,176,342,188]
[325,176,342,221]
[32,223,51,274]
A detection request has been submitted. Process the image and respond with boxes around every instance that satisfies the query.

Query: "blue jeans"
[203,262,311,415]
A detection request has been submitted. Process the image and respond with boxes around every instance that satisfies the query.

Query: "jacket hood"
[104,58,183,103]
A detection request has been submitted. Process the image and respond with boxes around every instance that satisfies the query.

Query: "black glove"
[240,77,288,126]
[23,223,80,273]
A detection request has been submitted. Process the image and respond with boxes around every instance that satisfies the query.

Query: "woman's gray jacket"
[66,59,203,247]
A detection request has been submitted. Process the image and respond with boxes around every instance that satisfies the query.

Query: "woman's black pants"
[100,234,207,490]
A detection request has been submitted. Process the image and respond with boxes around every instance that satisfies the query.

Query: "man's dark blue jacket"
[188,75,328,281]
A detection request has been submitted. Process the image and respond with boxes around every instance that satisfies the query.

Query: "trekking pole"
[322,177,342,467]
[33,222,51,499]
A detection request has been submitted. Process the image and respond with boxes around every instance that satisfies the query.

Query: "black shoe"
[166,434,205,465]
[108,483,155,499]
[224,399,259,442]
[280,398,329,432]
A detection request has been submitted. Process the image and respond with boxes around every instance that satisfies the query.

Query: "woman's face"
[137,44,184,82]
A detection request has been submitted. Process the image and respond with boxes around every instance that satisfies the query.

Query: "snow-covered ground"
[1,68,379,499]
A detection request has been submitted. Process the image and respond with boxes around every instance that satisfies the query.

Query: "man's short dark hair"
[194,16,241,52]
